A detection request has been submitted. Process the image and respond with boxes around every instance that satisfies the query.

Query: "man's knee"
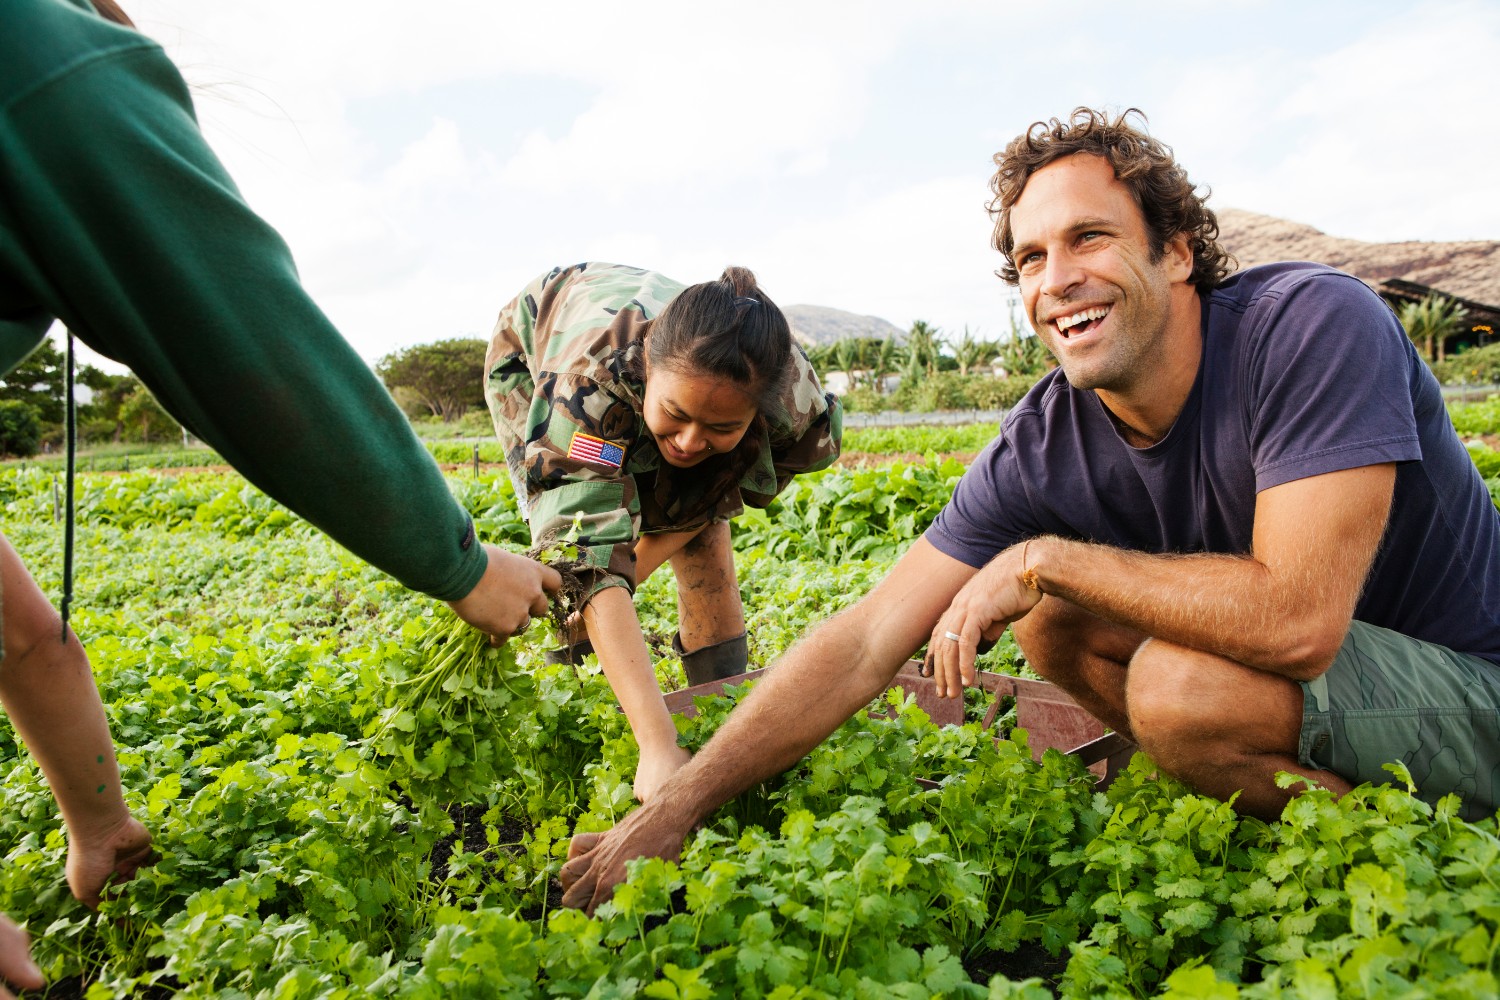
[1122,641,1201,749]
[1014,597,1145,680]
[1125,640,1304,764]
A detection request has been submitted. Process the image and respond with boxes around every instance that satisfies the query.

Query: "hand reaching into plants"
[446,544,563,639]
[66,812,155,909]
[633,743,692,804]
[0,913,44,1000]
[559,796,699,916]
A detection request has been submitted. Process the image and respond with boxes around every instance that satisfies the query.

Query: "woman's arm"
[633,529,703,583]
[580,587,690,802]
[0,536,153,910]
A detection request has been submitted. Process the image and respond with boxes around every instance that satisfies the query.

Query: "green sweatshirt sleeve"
[0,8,485,600]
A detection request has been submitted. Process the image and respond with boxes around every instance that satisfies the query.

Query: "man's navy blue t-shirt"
[925,262,1500,666]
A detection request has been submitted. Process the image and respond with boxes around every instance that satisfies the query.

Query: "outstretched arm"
[0,536,153,911]
[926,464,1397,694]
[559,538,978,914]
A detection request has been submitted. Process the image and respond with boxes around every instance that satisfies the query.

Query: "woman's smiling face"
[642,364,759,468]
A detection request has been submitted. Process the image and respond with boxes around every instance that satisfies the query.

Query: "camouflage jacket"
[485,262,843,598]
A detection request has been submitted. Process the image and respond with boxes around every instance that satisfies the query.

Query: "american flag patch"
[567,432,625,469]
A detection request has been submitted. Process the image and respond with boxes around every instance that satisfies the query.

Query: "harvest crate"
[661,660,1136,786]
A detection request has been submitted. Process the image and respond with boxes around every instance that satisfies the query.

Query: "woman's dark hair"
[989,107,1233,289]
[91,0,136,27]
[648,266,794,409]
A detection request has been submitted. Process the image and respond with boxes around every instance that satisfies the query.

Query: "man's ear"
[1164,232,1194,283]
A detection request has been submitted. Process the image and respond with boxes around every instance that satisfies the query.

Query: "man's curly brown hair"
[989,108,1234,289]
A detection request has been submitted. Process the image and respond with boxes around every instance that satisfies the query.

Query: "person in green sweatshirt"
[0,2,560,992]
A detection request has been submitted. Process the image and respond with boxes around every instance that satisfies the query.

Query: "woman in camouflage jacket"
[486,262,842,802]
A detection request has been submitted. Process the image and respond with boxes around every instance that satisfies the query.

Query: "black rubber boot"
[673,631,749,686]
[544,638,595,666]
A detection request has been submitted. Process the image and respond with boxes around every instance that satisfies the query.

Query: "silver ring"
[518,617,531,631]
[944,631,963,642]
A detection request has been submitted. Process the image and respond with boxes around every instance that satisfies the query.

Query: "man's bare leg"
[1125,639,1351,820]
[1013,596,1349,819]
[1011,596,1146,739]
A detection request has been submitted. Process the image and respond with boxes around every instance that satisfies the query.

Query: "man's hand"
[66,813,154,910]
[924,541,1043,697]
[0,913,43,1000]
[446,544,563,639]
[559,799,698,916]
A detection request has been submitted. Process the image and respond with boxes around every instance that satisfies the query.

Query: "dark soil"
[424,804,570,919]
[523,545,591,634]
[963,943,1070,989]
[427,803,531,885]
[17,976,176,999]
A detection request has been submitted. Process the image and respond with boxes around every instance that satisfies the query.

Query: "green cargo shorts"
[1299,620,1500,820]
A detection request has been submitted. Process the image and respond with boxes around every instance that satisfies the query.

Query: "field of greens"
[2,431,1500,998]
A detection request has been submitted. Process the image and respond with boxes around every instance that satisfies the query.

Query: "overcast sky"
[91,0,1500,367]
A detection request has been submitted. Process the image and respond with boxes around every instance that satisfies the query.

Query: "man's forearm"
[560,538,981,912]
[666,612,901,823]
[1032,540,1301,669]
[665,537,981,818]
[1022,466,1396,679]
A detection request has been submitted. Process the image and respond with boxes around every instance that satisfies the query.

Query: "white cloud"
[1168,0,1500,242]
[112,0,1500,369]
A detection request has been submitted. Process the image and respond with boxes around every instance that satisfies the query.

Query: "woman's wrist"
[60,790,133,847]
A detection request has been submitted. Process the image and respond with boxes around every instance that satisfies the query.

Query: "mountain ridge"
[1216,208,1500,307]
[783,211,1500,344]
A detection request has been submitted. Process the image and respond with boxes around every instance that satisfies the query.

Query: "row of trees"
[0,334,493,460]
[1400,293,1469,365]
[805,315,1053,390]
[804,319,1050,389]
[366,322,1059,425]
[804,317,1055,414]
[0,340,180,458]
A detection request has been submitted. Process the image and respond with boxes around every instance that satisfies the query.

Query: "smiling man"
[558,108,1500,914]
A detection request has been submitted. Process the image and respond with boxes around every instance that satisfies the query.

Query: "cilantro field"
[2,447,1499,998]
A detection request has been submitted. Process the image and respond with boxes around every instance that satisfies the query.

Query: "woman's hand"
[66,812,154,909]
[633,743,693,804]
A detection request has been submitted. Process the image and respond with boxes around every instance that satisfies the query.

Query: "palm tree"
[803,342,835,381]
[950,326,993,377]
[1398,294,1468,363]
[994,297,1051,376]
[906,320,941,378]
[870,337,902,393]
[831,337,867,392]
[995,332,1050,376]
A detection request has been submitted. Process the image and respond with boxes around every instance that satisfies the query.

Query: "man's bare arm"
[929,464,1397,693]
[558,538,978,914]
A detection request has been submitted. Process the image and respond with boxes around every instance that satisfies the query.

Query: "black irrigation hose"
[60,330,75,643]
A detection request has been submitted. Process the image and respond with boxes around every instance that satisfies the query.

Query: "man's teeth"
[1055,306,1110,332]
